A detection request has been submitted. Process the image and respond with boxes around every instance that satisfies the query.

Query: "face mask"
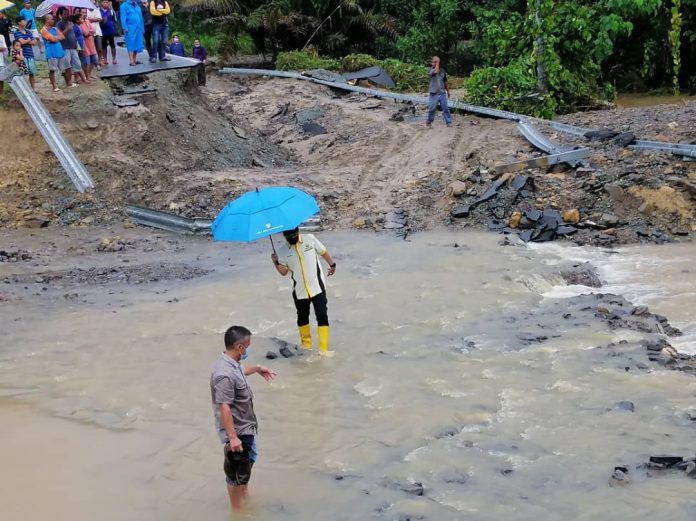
[241,349,249,360]
[286,236,299,245]
[173,38,179,43]
[194,43,200,47]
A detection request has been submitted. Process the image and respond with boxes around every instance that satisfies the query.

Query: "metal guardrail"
[538,120,595,137]
[494,148,592,174]
[517,120,586,167]
[518,120,564,154]
[220,68,696,166]
[629,140,696,158]
[126,206,212,234]
[126,205,322,235]
[8,75,95,193]
[219,68,523,121]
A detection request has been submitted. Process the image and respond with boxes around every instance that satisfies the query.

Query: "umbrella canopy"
[36,0,96,18]
[211,187,320,242]
[0,0,14,11]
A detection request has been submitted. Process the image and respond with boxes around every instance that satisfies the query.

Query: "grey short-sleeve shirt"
[210,353,258,443]
[428,68,448,95]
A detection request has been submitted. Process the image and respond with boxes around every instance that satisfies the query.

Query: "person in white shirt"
[0,34,7,94]
[271,227,336,353]
[86,5,102,70]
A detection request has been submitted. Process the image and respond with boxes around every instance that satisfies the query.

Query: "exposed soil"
[1,68,695,246]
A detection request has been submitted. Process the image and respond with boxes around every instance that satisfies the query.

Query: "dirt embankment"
[1,69,695,245]
[0,70,289,229]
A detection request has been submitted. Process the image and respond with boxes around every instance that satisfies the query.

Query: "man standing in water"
[210,325,276,509]
[426,55,452,128]
[271,228,336,353]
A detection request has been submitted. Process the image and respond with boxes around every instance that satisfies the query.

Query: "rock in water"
[560,262,602,287]
[612,401,635,412]
[398,481,424,496]
[279,346,295,358]
[608,467,631,487]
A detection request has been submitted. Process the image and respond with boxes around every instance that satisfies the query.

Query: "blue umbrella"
[211,187,320,248]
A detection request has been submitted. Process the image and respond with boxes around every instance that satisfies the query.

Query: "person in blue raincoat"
[119,0,144,66]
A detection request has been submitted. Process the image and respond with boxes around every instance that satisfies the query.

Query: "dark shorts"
[102,34,115,49]
[81,53,98,65]
[223,434,257,486]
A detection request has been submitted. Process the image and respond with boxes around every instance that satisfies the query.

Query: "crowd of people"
[0,0,207,92]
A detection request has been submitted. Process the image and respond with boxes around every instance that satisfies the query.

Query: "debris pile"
[609,455,696,486]
[0,248,33,262]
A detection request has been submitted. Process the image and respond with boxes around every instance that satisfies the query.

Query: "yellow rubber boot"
[317,326,330,353]
[298,325,312,349]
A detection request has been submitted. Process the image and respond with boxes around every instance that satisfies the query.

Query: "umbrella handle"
[269,235,276,254]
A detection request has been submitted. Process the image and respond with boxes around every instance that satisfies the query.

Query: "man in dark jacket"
[0,11,11,50]
[168,33,184,56]
[192,38,207,85]
[139,0,154,62]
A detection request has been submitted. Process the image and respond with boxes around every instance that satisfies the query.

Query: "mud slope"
[2,70,695,245]
[0,69,289,228]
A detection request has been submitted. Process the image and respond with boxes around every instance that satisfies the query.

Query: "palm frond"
[181,0,241,14]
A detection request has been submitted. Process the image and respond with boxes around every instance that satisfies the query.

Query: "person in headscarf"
[119,0,143,66]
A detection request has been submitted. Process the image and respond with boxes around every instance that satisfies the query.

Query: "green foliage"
[669,0,682,93]
[394,0,465,64]
[276,50,341,71]
[169,12,257,58]
[380,58,430,91]
[464,60,557,118]
[275,50,429,92]
[171,0,696,102]
[341,53,380,72]
[469,7,529,68]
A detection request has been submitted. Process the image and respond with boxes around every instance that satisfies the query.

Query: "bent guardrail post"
[126,206,212,234]
[6,75,95,193]
[494,148,592,174]
[517,120,587,167]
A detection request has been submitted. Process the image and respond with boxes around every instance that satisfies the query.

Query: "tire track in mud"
[353,127,417,213]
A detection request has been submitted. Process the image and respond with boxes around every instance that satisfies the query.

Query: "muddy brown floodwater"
[2,230,696,521]
[616,93,696,108]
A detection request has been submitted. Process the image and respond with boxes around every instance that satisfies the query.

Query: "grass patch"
[276,50,340,72]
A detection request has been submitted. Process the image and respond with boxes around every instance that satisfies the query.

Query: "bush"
[464,60,557,118]
[341,54,380,72]
[381,59,430,92]
[276,51,340,72]
[276,51,451,93]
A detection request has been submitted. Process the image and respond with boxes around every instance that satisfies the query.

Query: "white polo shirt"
[276,234,327,300]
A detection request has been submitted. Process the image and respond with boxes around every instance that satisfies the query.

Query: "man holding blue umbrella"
[211,186,336,352]
[271,227,336,353]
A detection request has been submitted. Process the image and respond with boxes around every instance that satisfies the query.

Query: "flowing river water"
[2,230,696,521]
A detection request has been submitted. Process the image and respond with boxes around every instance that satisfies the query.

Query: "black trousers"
[144,24,153,57]
[293,291,329,327]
